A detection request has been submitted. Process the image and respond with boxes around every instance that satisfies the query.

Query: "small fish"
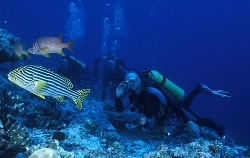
[53,131,67,141]
[0,20,9,24]
[13,43,31,60]
[28,34,74,58]
[8,65,90,110]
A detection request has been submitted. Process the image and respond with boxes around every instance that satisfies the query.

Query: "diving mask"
[124,77,138,88]
[116,77,140,98]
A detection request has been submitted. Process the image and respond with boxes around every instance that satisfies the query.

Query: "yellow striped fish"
[7,65,90,110]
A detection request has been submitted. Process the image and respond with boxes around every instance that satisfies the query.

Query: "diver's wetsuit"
[180,85,225,137]
[115,83,225,137]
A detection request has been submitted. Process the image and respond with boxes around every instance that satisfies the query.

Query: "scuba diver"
[94,52,126,100]
[114,69,232,138]
[57,54,98,83]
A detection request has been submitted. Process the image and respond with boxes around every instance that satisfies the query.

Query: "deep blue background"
[1,0,250,143]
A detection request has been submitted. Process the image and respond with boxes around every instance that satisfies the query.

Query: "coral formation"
[28,139,74,158]
[28,148,60,158]
[7,124,29,146]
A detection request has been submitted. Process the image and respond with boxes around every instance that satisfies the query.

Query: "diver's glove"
[185,121,200,133]
[198,83,233,99]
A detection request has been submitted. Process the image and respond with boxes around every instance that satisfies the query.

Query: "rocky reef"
[0,28,20,63]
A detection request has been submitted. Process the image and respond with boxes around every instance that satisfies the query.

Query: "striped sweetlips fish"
[7,65,90,110]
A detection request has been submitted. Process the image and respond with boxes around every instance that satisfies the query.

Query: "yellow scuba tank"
[75,59,86,69]
[70,56,86,69]
[148,70,185,100]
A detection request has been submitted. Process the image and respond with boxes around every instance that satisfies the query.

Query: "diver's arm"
[118,60,125,68]
[115,97,125,112]
[147,87,189,122]
[115,95,132,112]
[118,65,129,75]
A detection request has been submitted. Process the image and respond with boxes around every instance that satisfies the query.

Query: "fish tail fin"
[21,43,31,60]
[72,89,91,110]
[14,43,25,60]
[60,50,66,56]
[25,52,31,59]
[66,40,74,53]
[17,54,24,60]
[58,33,62,41]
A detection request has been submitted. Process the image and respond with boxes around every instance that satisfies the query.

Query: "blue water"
[1,0,250,143]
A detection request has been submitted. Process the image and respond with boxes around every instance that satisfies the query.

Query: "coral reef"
[143,138,250,158]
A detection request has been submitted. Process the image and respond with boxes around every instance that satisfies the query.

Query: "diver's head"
[105,51,117,60]
[116,72,141,98]
[60,58,69,70]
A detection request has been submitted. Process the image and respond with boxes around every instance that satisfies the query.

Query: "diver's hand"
[199,83,233,99]
[185,121,200,133]
[139,114,146,125]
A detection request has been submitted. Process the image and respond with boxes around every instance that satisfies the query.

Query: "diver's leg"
[93,58,102,80]
[194,117,225,138]
[198,83,232,99]
[182,83,232,108]
[92,64,98,80]
[182,84,202,107]
[101,76,107,100]
[180,105,225,137]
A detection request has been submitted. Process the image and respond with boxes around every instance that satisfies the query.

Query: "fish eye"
[18,69,24,74]
[29,43,35,49]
